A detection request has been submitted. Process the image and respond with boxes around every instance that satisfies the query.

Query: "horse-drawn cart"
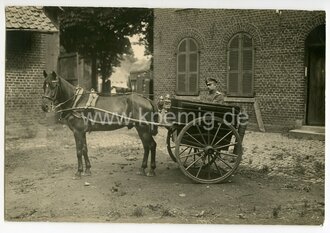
[164,98,247,184]
[42,71,247,184]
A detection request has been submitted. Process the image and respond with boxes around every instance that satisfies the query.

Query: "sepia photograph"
[2,0,328,232]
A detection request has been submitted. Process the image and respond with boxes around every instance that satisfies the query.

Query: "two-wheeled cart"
[164,98,247,184]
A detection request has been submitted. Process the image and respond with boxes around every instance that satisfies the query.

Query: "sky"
[130,34,148,60]
[108,35,149,88]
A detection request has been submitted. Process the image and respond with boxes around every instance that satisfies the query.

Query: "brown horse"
[41,71,158,178]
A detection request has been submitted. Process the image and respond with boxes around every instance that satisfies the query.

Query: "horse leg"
[82,133,92,176]
[136,126,157,177]
[147,136,157,177]
[139,142,149,176]
[136,127,150,176]
[73,131,84,178]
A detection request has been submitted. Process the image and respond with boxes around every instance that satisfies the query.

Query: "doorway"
[306,25,325,126]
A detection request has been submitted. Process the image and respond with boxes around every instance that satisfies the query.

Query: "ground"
[4,123,325,225]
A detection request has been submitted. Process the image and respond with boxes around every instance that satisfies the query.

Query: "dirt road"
[4,124,324,225]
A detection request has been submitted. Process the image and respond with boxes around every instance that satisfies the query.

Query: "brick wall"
[153,9,325,130]
[5,32,49,136]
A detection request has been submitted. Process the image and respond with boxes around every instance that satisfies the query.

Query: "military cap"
[205,78,218,85]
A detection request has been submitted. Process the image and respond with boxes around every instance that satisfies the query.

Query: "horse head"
[41,70,60,112]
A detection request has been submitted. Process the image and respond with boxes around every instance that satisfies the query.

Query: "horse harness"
[55,86,100,122]
[48,84,159,128]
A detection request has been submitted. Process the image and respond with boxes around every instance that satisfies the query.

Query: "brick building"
[153,9,325,131]
[129,59,153,99]
[5,6,59,137]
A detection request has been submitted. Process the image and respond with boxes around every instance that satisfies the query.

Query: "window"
[176,38,199,95]
[227,33,254,97]
[6,31,32,52]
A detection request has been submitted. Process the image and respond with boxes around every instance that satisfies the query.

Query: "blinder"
[42,79,61,113]
[42,79,60,102]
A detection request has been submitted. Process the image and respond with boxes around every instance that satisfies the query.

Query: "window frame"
[6,31,32,52]
[227,32,255,97]
[176,38,200,96]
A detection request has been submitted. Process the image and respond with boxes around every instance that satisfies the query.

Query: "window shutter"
[242,34,253,96]
[242,34,253,47]
[179,40,186,52]
[189,39,197,51]
[227,33,254,97]
[177,74,187,94]
[242,48,253,96]
[242,73,253,95]
[228,51,239,95]
[177,39,187,95]
[227,35,240,96]
[176,38,199,95]
[188,51,198,94]
[178,54,186,72]
[189,53,198,72]
[189,73,198,94]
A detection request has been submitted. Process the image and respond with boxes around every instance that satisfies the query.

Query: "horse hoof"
[84,170,92,176]
[147,172,156,177]
[147,170,156,177]
[73,175,81,180]
[73,172,82,179]
[136,168,146,176]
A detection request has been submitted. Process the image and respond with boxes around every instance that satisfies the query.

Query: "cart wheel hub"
[204,146,215,155]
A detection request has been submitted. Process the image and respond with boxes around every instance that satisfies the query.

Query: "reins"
[56,106,176,127]
[54,95,76,110]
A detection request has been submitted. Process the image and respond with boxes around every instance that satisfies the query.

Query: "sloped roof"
[6,6,58,32]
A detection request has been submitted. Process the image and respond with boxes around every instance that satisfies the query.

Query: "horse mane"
[57,76,77,101]
[58,76,75,89]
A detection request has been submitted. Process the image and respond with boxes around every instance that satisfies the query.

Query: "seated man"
[157,95,164,112]
[204,78,225,104]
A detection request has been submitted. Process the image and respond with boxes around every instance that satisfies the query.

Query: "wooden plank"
[253,99,265,132]
[224,97,255,103]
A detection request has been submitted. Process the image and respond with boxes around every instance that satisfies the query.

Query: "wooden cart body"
[165,98,247,184]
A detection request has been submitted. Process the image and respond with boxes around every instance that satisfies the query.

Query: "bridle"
[42,79,60,102]
[42,78,79,113]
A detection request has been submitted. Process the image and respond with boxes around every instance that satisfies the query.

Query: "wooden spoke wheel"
[175,116,242,184]
[166,127,177,162]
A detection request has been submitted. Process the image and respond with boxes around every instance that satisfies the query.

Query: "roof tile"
[5,6,58,32]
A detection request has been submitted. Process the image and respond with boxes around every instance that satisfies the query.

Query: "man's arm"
[212,92,225,104]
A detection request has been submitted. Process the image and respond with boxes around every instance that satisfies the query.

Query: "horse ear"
[51,71,57,80]
[43,70,47,78]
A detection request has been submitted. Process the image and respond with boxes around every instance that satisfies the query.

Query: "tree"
[59,7,153,92]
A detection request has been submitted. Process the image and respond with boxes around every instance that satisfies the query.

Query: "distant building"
[129,59,153,99]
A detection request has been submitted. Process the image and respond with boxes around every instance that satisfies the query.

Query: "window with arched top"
[227,33,254,97]
[176,38,199,95]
